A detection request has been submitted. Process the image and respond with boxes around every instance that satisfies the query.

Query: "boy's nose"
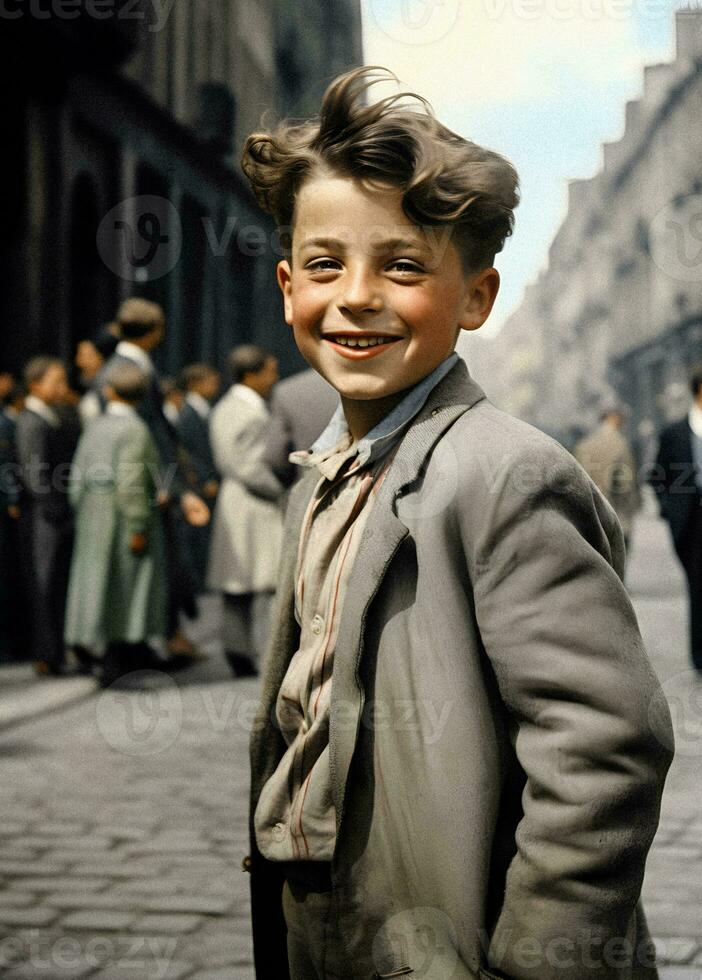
[338,271,383,316]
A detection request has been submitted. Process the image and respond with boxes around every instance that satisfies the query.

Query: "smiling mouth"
[323,335,401,349]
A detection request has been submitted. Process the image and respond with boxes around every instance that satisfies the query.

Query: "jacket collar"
[251,356,487,827]
[293,351,460,471]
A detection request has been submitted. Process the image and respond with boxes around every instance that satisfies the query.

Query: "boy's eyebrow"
[298,235,427,253]
[298,236,348,252]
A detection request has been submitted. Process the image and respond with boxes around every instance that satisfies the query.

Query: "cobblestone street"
[0,503,700,978]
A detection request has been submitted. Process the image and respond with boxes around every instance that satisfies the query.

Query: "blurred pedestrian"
[74,324,119,426]
[0,382,29,660]
[176,363,221,593]
[161,377,185,426]
[574,403,641,554]
[207,345,283,677]
[0,388,20,662]
[263,367,338,489]
[0,372,14,404]
[651,370,702,674]
[15,357,79,675]
[65,361,167,688]
[97,299,209,664]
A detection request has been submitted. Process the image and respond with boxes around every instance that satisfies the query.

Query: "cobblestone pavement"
[0,508,700,978]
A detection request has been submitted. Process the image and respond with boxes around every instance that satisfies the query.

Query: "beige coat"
[248,359,673,980]
[575,423,641,536]
[207,386,284,594]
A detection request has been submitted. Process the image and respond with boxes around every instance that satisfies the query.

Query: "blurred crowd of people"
[0,297,336,687]
[2,310,702,685]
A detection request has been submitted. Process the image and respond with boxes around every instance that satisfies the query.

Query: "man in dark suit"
[15,358,79,674]
[96,299,209,662]
[651,370,702,672]
[176,363,221,594]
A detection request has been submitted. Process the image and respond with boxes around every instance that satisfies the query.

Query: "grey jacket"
[249,358,673,980]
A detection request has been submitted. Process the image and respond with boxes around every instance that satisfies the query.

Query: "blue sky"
[360,0,678,334]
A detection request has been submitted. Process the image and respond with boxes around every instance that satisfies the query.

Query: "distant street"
[0,502,700,978]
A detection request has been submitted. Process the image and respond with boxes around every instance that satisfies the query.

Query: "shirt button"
[311,615,324,635]
[273,822,286,841]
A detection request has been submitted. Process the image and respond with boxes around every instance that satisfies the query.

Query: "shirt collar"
[232,383,266,411]
[290,352,460,476]
[116,341,154,374]
[107,401,138,418]
[186,392,211,419]
[25,395,60,428]
[689,404,702,438]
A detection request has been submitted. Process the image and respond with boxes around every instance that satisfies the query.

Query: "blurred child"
[65,360,167,687]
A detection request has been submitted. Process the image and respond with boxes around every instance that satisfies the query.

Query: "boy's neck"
[341,388,411,442]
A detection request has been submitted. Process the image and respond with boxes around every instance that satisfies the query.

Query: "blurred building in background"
[470,8,702,461]
[0,0,363,377]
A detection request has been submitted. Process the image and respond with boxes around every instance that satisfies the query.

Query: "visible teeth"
[333,336,394,348]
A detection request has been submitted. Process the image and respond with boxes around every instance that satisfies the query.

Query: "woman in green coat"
[64,362,167,684]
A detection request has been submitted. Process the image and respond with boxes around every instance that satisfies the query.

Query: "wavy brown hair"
[241,66,519,271]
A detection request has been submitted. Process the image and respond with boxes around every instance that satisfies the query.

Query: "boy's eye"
[387,259,424,275]
[306,258,341,272]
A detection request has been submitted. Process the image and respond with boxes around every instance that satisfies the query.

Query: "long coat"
[207,386,284,595]
[248,358,673,980]
[64,411,167,648]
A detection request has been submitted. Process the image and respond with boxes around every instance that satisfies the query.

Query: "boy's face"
[277,175,499,403]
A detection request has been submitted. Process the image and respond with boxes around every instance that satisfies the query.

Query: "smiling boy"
[242,68,673,980]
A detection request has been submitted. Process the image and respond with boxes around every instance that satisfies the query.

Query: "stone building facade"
[1,0,363,378]
[473,8,702,460]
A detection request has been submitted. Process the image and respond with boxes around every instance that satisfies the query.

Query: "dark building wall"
[1,0,364,380]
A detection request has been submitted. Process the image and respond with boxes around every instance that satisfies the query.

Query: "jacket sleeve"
[210,408,284,502]
[115,429,152,534]
[461,436,673,980]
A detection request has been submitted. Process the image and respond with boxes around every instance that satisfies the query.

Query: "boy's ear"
[276,260,294,327]
[458,267,500,333]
